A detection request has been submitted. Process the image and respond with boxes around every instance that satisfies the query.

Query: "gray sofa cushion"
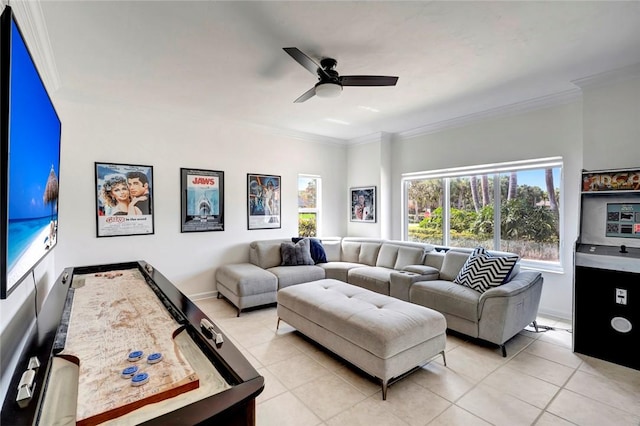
[410,279,480,323]
[268,265,325,289]
[438,250,471,281]
[280,239,314,266]
[321,238,342,262]
[376,244,398,269]
[250,239,287,269]
[319,262,362,282]
[341,240,382,265]
[348,266,394,295]
[359,242,381,266]
[394,246,425,269]
[216,263,277,296]
[341,241,361,262]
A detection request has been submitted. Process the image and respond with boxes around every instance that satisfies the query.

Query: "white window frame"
[401,157,564,272]
[298,174,322,237]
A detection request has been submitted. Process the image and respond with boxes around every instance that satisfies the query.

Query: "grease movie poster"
[95,162,154,237]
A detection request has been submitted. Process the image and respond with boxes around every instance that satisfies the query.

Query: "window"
[403,158,562,268]
[298,175,321,237]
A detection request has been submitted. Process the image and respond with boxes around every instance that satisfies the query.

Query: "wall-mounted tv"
[1,6,62,299]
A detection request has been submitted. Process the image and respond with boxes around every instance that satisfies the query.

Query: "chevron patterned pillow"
[453,247,518,293]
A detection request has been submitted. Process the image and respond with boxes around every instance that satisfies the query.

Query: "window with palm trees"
[404,159,562,265]
[298,175,321,237]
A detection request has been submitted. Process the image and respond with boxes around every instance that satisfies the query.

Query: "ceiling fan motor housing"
[319,58,339,82]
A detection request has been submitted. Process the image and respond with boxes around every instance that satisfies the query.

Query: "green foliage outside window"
[298,213,316,237]
[407,167,561,261]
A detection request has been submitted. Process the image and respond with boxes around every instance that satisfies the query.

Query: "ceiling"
[30,1,640,142]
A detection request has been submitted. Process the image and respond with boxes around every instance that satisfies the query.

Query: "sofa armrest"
[402,265,439,276]
[477,271,544,346]
[390,267,439,301]
[479,270,542,301]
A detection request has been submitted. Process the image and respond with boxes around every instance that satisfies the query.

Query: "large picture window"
[298,175,321,237]
[403,158,562,268]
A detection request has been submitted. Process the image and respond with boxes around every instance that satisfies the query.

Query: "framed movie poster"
[95,162,154,237]
[350,186,376,223]
[180,168,224,232]
[247,173,281,230]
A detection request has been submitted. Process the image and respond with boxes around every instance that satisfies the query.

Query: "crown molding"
[347,132,386,147]
[571,62,640,89]
[398,88,582,140]
[244,121,348,147]
[4,0,61,92]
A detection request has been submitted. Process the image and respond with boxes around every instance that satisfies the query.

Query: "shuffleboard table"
[1,261,264,425]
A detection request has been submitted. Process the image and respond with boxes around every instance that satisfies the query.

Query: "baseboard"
[188,290,218,301]
[537,308,572,323]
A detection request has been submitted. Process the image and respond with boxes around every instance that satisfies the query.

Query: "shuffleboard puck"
[147,352,163,364]
[127,350,144,362]
[131,372,149,387]
[121,366,139,379]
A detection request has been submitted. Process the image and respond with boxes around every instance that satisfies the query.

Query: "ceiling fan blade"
[340,76,399,86]
[294,86,316,103]
[283,47,331,80]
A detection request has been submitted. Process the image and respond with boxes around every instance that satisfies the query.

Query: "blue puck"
[127,350,143,362]
[121,365,139,379]
[131,372,149,387]
[147,352,163,364]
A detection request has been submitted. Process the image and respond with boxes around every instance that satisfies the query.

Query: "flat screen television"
[1,6,62,299]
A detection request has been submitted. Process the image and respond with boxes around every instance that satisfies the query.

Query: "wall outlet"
[616,288,628,305]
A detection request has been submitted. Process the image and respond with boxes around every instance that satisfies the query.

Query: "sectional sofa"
[215,237,543,355]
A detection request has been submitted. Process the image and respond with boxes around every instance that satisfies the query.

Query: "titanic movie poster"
[181,168,224,232]
[95,162,154,237]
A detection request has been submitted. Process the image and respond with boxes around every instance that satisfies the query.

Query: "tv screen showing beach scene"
[1,6,62,298]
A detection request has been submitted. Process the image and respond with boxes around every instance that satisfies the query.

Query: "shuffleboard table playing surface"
[56,268,201,425]
[2,261,262,426]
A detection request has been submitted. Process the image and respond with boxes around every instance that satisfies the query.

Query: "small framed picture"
[180,168,224,232]
[95,162,154,237]
[350,186,376,223]
[247,173,281,230]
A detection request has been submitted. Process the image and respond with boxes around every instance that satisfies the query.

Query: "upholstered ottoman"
[216,263,278,316]
[277,279,447,399]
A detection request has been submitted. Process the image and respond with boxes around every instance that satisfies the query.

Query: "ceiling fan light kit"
[315,82,342,98]
[283,47,398,103]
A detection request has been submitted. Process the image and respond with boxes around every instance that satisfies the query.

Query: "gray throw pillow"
[281,239,314,266]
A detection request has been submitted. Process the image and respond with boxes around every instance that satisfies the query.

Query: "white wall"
[346,138,382,238]
[54,101,347,297]
[0,256,55,401]
[386,101,584,320]
[581,73,640,170]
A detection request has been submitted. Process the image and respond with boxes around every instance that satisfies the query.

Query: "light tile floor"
[194,297,640,426]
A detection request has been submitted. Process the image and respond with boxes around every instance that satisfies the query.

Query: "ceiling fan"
[283,47,399,103]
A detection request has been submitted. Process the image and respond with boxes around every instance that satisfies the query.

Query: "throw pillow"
[454,247,518,293]
[281,239,315,266]
[291,237,327,264]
